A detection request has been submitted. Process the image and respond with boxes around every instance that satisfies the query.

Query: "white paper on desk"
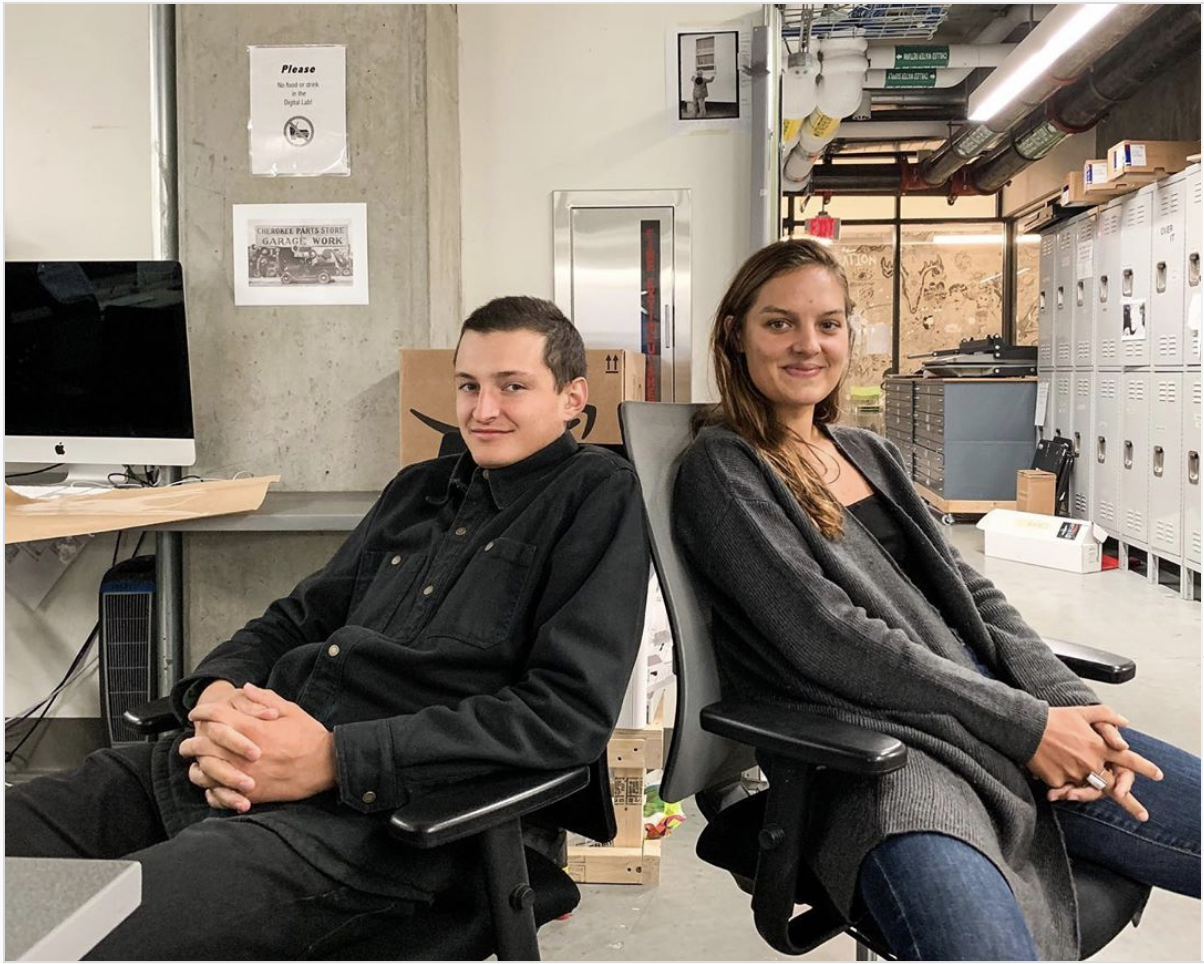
[4,534,92,608]
[4,476,281,544]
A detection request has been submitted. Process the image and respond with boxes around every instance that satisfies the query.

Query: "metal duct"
[918,4,1161,186]
[970,4,1201,194]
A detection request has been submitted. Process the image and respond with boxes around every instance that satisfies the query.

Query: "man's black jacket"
[155,432,650,897]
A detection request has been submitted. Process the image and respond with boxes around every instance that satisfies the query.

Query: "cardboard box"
[1015,469,1056,516]
[1106,140,1199,182]
[399,348,645,467]
[976,509,1108,574]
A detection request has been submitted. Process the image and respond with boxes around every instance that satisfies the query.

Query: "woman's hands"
[1027,706,1163,821]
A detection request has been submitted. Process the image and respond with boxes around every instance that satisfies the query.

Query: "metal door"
[1038,232,1055,370]
[1119,186,1155,368]
[1120,371,1151,548]
[1149,373,1183,560]
[1152,172,1187,369]
[1072,371,1094,519]
[1186,166,1202,368]
[1094,370,1122,538]
[553,190,691,401]
[1072,214,1096,369]
[1095,199,1124,369]
[1185,373,1201,568]
[1054,225,1074,369]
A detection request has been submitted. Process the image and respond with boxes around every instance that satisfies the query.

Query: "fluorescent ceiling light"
[968,4,1119,123]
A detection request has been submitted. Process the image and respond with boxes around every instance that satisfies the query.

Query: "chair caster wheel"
[941,513,955,526]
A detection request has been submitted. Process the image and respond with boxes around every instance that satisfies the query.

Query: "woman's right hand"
[1026,705,1162,790]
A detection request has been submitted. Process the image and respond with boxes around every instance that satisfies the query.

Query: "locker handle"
[1156,262,1167,293]
[1039,290,1046,310]
[1056,287,1064,309]
[1073,431,1081,458]
[663,303,673,351]
[1076,281,1084,306]
[1153,445,1164,478]
[1122,269,1134,297]
[1123,440,1133,469]
[1099,275,1108,302]
[1097,436,1106,464]
[1190,451,1200,485]
[1190,253,1201,288]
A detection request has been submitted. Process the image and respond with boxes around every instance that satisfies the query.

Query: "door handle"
[1123,440,1133,469]
[1190,451,1200,485]
[663,303,673,351]
[1099,275,1108,303]
[1122,268,1134,297]
[1153,445,1165,477]
[1097,436,1106,464]
[1190,253,1200,287]
[1156,262,1167,293]
[1076,281,1084,306]
[1073,431,1081,458]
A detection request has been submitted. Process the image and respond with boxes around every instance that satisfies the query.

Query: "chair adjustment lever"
[509,884,536,911]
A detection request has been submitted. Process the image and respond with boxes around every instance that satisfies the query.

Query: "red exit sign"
[803,215,841,240]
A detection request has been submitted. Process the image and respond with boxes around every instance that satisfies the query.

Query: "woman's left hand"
[1046,723,1150,822]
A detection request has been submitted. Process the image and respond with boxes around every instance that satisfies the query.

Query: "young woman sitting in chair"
[672,239,1200,960]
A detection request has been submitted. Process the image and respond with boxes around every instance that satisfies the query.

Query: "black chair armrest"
[701,701,907,776]
[123,697,180,735]
[390,766,590,849]
[1043,636,1137,684]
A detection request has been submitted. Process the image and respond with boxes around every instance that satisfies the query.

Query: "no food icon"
[284,116,314,147]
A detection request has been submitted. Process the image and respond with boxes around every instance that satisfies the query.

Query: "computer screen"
[5,260,196,467]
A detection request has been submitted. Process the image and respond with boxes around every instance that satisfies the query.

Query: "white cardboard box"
[976,509,1108,574]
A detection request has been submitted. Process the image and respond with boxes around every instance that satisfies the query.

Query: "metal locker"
[1037,371,1054,442]
[1038,231,1055,370]
[1072,214,1097,369]
[1094,198,1125,369]
[1149,373,1183,561]
[1185,373,1201,568]
[1118,185,1155,367]
[1152,172,1187,369]
[1053,369,1073,442]
[1054,225,1075,368]
[1120,371,1151,548]
[1071,371,1094,520]
[1186,166,1202,368]
[1094,371,1123,537]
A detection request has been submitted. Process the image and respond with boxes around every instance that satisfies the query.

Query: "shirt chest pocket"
[423,537,537,649]
[349,550,421,630]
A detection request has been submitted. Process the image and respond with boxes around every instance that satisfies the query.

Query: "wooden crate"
[565,725,664,886]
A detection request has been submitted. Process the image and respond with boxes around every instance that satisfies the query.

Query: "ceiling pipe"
[868,89,966,107]
[917,4,1161,187]
[866,43,1015,70]
[970,4,1202,194]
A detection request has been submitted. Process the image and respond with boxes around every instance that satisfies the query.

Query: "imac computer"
[5,260,196,474]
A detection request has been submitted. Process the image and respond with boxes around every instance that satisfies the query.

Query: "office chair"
[124,699,616,961]
[619,400,1151,960]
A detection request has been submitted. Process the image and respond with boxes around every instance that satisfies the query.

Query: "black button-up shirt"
[154,432,649,897]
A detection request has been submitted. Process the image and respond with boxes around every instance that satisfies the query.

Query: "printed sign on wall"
[249,45,349,176]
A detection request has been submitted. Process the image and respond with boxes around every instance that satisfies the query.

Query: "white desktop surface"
[5,857,141,961]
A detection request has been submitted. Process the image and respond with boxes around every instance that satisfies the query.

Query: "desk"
[5,858,141,961]
[145,489,378,693]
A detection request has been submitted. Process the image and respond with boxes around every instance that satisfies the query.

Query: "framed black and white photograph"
[232,202,369,306]
[665,24,751,133]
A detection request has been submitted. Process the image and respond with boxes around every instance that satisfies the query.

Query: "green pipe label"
[884,69,938,88]
[894,45,949,68]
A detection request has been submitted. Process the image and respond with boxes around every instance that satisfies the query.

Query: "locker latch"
[1123,440,1134,469]
[1056,287,1064,309]
[1097,436,1106,464]
[1122,269,1134,297]
[1073,432,1081,458]
[1076,281,1084,307]
[1190,254,1201,288]
[1156,262,1167,293]
[1099,275,1108,302]
[1153,445,1165,478]
[1190,451,1200,485]
[1039,290,1046,310]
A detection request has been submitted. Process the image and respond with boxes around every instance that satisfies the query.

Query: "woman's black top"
[847,492,909,567]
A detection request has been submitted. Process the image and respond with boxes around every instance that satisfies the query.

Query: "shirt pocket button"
[390,555,402,566]
[362,790,377,805]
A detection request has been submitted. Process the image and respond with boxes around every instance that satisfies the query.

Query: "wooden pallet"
[565,725,665,886]
[914,482,1016,516]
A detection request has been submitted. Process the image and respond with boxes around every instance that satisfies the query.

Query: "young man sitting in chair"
[6,296,650,960]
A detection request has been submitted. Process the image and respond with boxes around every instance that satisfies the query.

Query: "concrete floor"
[539,524,1202,962]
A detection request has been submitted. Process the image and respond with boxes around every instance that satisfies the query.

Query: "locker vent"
[1194,532,1202,556]
[1100,379,1118,399]
[1077,343,1091,364]
[1074,494,1089,515]
[1077,379,1091,397]
[1194,179,1203,204]
[1101,209,1122,236]
[1157,334,1180,359]
[1101,341,1117,360]
[1194,330,1201,359]
[1124,203,1149,228]
[1127,380,1145,401]
[1077,221,1095,244]
[1158,190,1181,216]
[1157,380,1177,403]
[1125,509,1145,531]
[1156,520,1179,544]
[1056,345,1071,365]
[1194,381,1202,405]
[1099,500,1116,524]
[1058,379,1070,398]
[1041,235,1055,256]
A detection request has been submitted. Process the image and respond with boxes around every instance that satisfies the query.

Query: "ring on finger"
[1085,770,1108,791]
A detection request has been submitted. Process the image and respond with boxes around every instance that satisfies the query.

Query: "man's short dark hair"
[457,296,587,390]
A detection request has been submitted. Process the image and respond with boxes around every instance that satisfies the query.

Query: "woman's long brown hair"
[702,239,856,539]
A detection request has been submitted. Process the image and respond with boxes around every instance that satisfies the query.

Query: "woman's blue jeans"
[856,729,1200,960]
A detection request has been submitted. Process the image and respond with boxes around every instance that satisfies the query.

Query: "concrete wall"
[4,5,158,722]
[177,4,461,665]
[458,3,760,402]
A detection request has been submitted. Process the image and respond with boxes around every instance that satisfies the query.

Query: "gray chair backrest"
[619,402,755,803]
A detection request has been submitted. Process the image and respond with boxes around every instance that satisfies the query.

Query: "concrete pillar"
[176,5,460,661]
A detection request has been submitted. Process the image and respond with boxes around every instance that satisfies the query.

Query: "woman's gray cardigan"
[673,424,1100,960]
